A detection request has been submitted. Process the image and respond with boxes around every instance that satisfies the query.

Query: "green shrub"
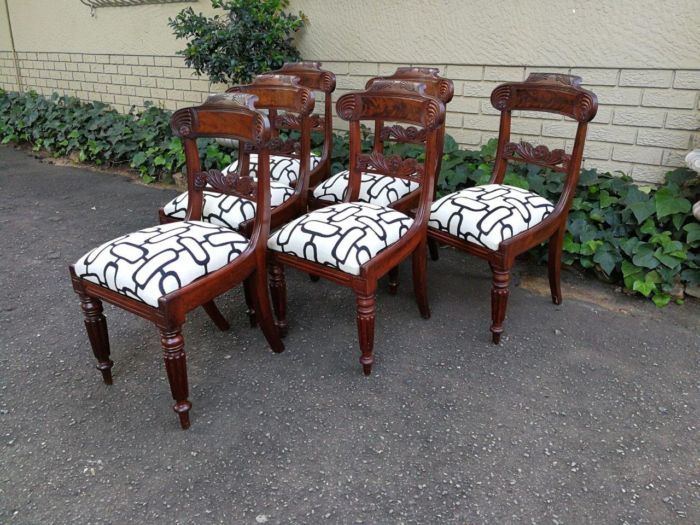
[0,89,230,183]
[169,0,305,85]
[1,88,697,306]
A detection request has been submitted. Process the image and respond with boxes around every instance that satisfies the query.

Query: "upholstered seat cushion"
[428,184,555,250]
[74,221,249,307]
[224,153,321,186]
[268,202,414,275]
[162,181,294,230]
[312,170,419,207]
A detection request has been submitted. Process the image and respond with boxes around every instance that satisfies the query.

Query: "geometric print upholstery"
[224,153,322,186]
[428,184,555,251]
[161,181,294,230]
[312,169,419,207]
[267,202,414,275]
[73,221,249,307]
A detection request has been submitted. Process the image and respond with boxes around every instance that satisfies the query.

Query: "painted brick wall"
[1,51,698,183]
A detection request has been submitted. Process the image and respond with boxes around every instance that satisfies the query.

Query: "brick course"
[0,51,698,183]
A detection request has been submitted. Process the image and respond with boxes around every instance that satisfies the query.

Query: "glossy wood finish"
[268,81,446,375]
[268,62,337,189]
[70,94,283,429]
[428,73,598,343]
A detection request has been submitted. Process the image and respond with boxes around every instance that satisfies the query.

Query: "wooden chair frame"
[427,73,598,343]
[267,61,336,189]
[70,94,283,429]
[268,81,446,375]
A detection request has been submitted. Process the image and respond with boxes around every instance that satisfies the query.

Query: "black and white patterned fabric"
[268,202,414,275]
[312,170,419,207]
[74,221,249,307]
[428,184,555,250]
[162,181,294,230]
[224,153,321,186]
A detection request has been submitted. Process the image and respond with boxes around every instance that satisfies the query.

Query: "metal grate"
[80,0,194,8]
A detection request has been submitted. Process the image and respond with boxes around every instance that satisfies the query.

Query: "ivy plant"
[169,0,306,85]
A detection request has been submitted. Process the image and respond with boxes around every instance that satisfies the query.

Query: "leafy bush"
[169,0,305,85]
[0,89,230,183]
[1,88,697,306]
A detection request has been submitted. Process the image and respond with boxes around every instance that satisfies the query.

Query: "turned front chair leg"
[79,294,113,385]
[268,262,288,337]
[489,266,511,345]
[548,226,566,305]
[412,241,431,319]
[387,266,399,295]
[251,269,285,353]
[242,277,258,327]
[356,291,377,376]
[159,327,192,430]
[201,300,231,331]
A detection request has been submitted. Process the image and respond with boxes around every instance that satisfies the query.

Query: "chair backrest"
[227,74,316,204]
[267,61,337,185]
[365,67,454,175]
[490,72,598,211]
[336,80,446,225]
[170,93,273,250]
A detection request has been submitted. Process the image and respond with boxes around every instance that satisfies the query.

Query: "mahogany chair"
[427,73,598,343]
[266,81,446,375]
[266,61,336,190]
[69,93,283,429]
[309,67,453,217]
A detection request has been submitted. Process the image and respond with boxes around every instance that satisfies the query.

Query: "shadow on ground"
[1,146,698,524]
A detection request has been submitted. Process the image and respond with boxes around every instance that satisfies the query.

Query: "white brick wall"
[0,51,698,183]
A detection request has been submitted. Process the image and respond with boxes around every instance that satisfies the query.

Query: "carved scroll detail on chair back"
[337,81,445,130]
[357,152,425,181]
[227,74,315,117]
[490,72,598,122]
[379,125,427,144]
[366,66,455,104]
[271,61,336,93]
[171,93,269,145]
[194,169,258,201]
[503,141,571,172]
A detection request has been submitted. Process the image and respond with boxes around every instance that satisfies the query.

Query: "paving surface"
[0,145,698,524]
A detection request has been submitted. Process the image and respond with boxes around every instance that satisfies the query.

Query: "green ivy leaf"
[655,187,691,218]
[651,293,671,307]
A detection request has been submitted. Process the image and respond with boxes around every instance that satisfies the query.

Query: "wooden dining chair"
[70,93,283,429]
[309,67,453,218]
[427,73,598,343]
[266,81,446,375]
[267,61,336,190]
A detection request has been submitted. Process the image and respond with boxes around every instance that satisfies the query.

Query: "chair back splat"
[427,72,597,344]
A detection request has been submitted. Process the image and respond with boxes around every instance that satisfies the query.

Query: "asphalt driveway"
[0,145,698,524]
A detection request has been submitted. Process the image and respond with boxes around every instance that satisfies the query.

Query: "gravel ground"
[1,146,698,524]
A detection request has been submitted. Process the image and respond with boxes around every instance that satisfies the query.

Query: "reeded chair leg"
[251,269,284,353]
[428,237,440,261]
[412,241,431,319]
[242,277,258,327]
[79,294,113,385]
[489,266,511,344]
[355,291,377,376]
[387,266,399,295]
[159,327,191,430]
[268,262,288,337]
[202,300,230,331]
[548,227,565,305]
